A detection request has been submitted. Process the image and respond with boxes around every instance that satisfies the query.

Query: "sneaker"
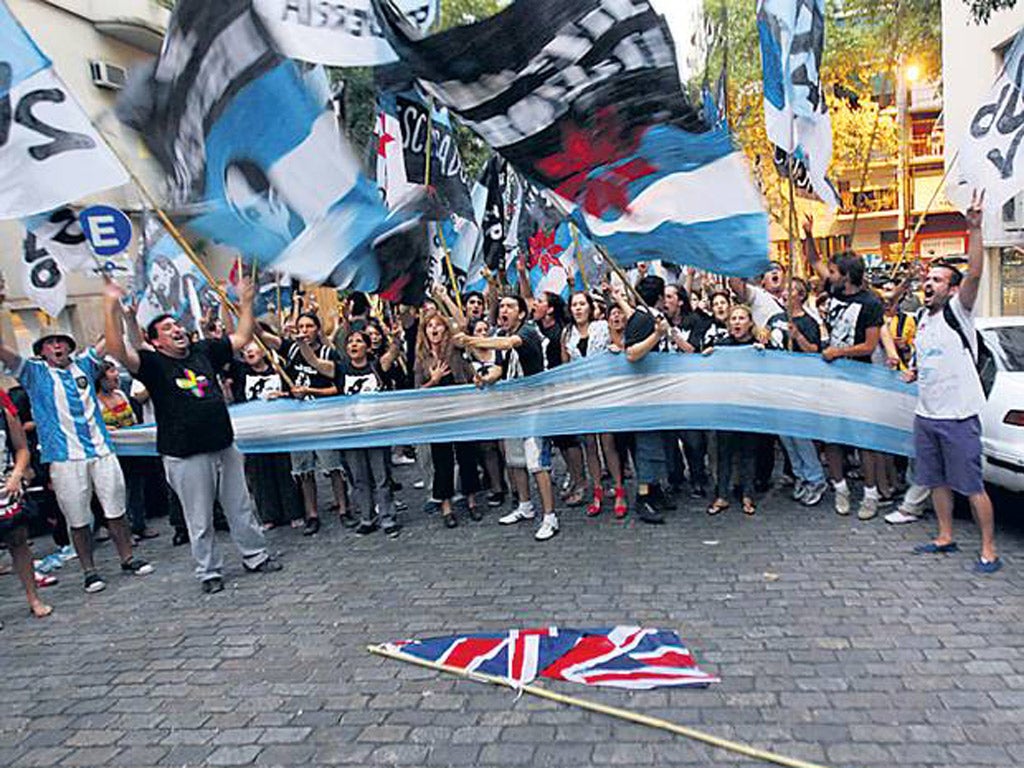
[243,557,283,573]
[649,485,676,512]
[339,512,359,528]
[58,544,77,562]
[834,485,851,516]
[857,496,878,521]
[36,553,64,574]
[534,516,560,542]
[498,506,535,525]
[636,496,665,525]
[83,572,106,593]
[885,509,922,525]
[413,479,426,489]
[801,482,827,507]
[355,522,378,536]
[202,577,224,594]
[384,524,402,539]
[120,557,154,576]
[34,571,58,588]
[302,517,320,536]
[486,491,506,507]
[791,480,808,503]
[391,453,415,466]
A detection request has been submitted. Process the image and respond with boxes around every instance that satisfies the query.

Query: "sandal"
[586,486,604,517]
[742,497,757,516]
[706,499,729,516]
[564,486,586,508]
[613,487,628,519]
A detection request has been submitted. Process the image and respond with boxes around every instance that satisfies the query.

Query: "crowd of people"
[0,192,1001,626]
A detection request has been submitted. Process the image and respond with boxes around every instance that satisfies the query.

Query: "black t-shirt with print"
[766,312,822,353]
[280,338,340,396]
[538,319,565,370]
[825,285,884,363]
[499,322,546,380]
[136,338,234,458]
[681,311,714,352]
[232,363,284,403]
[337,360,384,396]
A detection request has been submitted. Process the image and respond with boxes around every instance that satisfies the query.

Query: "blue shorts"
[913,415,984,496]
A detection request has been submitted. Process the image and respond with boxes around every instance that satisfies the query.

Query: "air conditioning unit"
[89,61,127,90]
[1001,192,1024,232]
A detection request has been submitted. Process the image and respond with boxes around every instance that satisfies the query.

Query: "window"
[1000,248,1024,316]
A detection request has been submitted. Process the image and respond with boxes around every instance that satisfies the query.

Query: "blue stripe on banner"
[0,3,51,92]
[624,125,737,197]
[112,350,918,458]
[585,215,769,273]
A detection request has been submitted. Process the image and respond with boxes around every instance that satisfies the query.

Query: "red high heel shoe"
[613,486,628,519]
[586,485,604,517]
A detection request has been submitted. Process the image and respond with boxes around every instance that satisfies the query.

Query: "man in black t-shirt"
[104,280,280,594]
[464,295,559,542]
[624,276,676,524]
[805,225,887,521]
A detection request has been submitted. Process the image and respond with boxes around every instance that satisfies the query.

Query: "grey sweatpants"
[163,444,269,581]
[343,448,397,528]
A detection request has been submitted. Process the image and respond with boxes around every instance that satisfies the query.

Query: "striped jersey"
[13,349,113,463]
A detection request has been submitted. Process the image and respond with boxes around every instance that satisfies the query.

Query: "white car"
[977,317,1024,493]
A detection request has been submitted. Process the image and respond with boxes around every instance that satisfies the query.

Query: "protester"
[905,192,1000,573]
[704,305,762,516]
[0,311,153,594]
[562,291,626,518]
[416,313,483,528]
[104,279,280,594]
[462,294,560,541]
[0,389,52,624]
[466,318,507,507]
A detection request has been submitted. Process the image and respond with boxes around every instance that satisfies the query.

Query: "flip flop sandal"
[706,500,729,516]
[742,498,757,516]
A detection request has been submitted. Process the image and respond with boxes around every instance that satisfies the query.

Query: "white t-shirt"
[914,294,986,420]
[745,284,786,328]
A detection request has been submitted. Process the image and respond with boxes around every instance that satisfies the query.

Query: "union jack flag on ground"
[384,626,719,690]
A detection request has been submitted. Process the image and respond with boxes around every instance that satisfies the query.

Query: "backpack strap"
[942,302,976,364]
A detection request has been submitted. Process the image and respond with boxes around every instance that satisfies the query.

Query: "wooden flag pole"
[887,149,960,279]
[368,644,832,768]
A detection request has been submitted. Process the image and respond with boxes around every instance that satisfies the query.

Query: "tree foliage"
[963,0,1019,23]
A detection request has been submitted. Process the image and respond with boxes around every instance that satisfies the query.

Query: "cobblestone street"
[2,466,1022,768]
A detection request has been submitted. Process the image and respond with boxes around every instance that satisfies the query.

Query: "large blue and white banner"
[111,350,918,458]
[0,2,127,218]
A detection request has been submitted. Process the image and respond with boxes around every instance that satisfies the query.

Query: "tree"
[963,0,1018,23]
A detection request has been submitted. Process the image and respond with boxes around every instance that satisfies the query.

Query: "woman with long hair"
[415,313,483,527]
[704,305,763,516]
[562,291,627,519]
[466,318,506,507]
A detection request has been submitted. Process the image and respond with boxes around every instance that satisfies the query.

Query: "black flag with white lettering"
[477,156,506,271]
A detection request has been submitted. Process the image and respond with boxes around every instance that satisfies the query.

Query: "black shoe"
[469,506,484,522]
[202,577,224,594]
[384,524,402,539]
[172,530,190,547]
[636,497,665,525]
[443,513,459,529]
[339,513,359,529]
[355,522,378,536]
[649,485,676,512]
[423,499,442,516]
[303,518,320,536]
[244,557,282,573]
[689,484,707,499]
[486,491,506,508]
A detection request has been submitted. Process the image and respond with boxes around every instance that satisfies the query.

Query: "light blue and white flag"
[112,350,918,458]
[757,0,839,209]
[116,0,410,295]
[0,1,127,218]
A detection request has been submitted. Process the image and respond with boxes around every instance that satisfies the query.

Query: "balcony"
[910,131,945,160]
[839,187,899,216]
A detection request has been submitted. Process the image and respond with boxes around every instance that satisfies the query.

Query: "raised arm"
[103,281,141,375]
[228,280,255,352]
[959,190,985,312]
[296,340,336,378]
[803,214,831,282]
[727,276,750,303]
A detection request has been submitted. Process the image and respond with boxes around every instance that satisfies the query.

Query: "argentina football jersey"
[14,350,113,463]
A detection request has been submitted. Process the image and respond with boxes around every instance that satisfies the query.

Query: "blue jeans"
[779,436,825,485]
[635,431,669,486]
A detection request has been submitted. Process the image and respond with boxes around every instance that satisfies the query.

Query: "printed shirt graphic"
[13,349,113,463]
[914,295,986,420]
[175,368,212,398]
[338,362,382,396]
[281,339,339,398]
[825,286,883,363]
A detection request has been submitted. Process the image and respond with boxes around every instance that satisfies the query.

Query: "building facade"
[0,0,169,356]
[942,0,1024,317]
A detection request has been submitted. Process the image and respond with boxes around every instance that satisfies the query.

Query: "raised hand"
[965,189,985,231]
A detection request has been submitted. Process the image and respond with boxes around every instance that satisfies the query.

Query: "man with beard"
[0,304,153,594]
[104,280,280,594]
[906,192,1000,573]
[462,294,560,541]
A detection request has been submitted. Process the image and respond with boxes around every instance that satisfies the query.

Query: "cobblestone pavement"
[1,463,1022,768]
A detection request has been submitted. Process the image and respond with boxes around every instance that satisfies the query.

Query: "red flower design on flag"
[528,228,565,274]
[377,113,396,158]
[535,108,657,218]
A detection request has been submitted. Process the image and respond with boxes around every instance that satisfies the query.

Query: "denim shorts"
[290,449,344,476]
[913,415,984,496]
[503,437,552,474]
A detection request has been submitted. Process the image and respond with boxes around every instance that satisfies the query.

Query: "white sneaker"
[535,516,559,541]
[857,496,878,521]
[885,509,922,525]
[834,486,851,516]
[391,454,415,466]
[413,479,425,489]
[791,480,808,503]
[499,506,535,525]
[801,482,827,507]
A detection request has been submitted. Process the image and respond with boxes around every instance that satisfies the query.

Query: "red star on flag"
[527,228,565,274]
[377,113,396,158]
